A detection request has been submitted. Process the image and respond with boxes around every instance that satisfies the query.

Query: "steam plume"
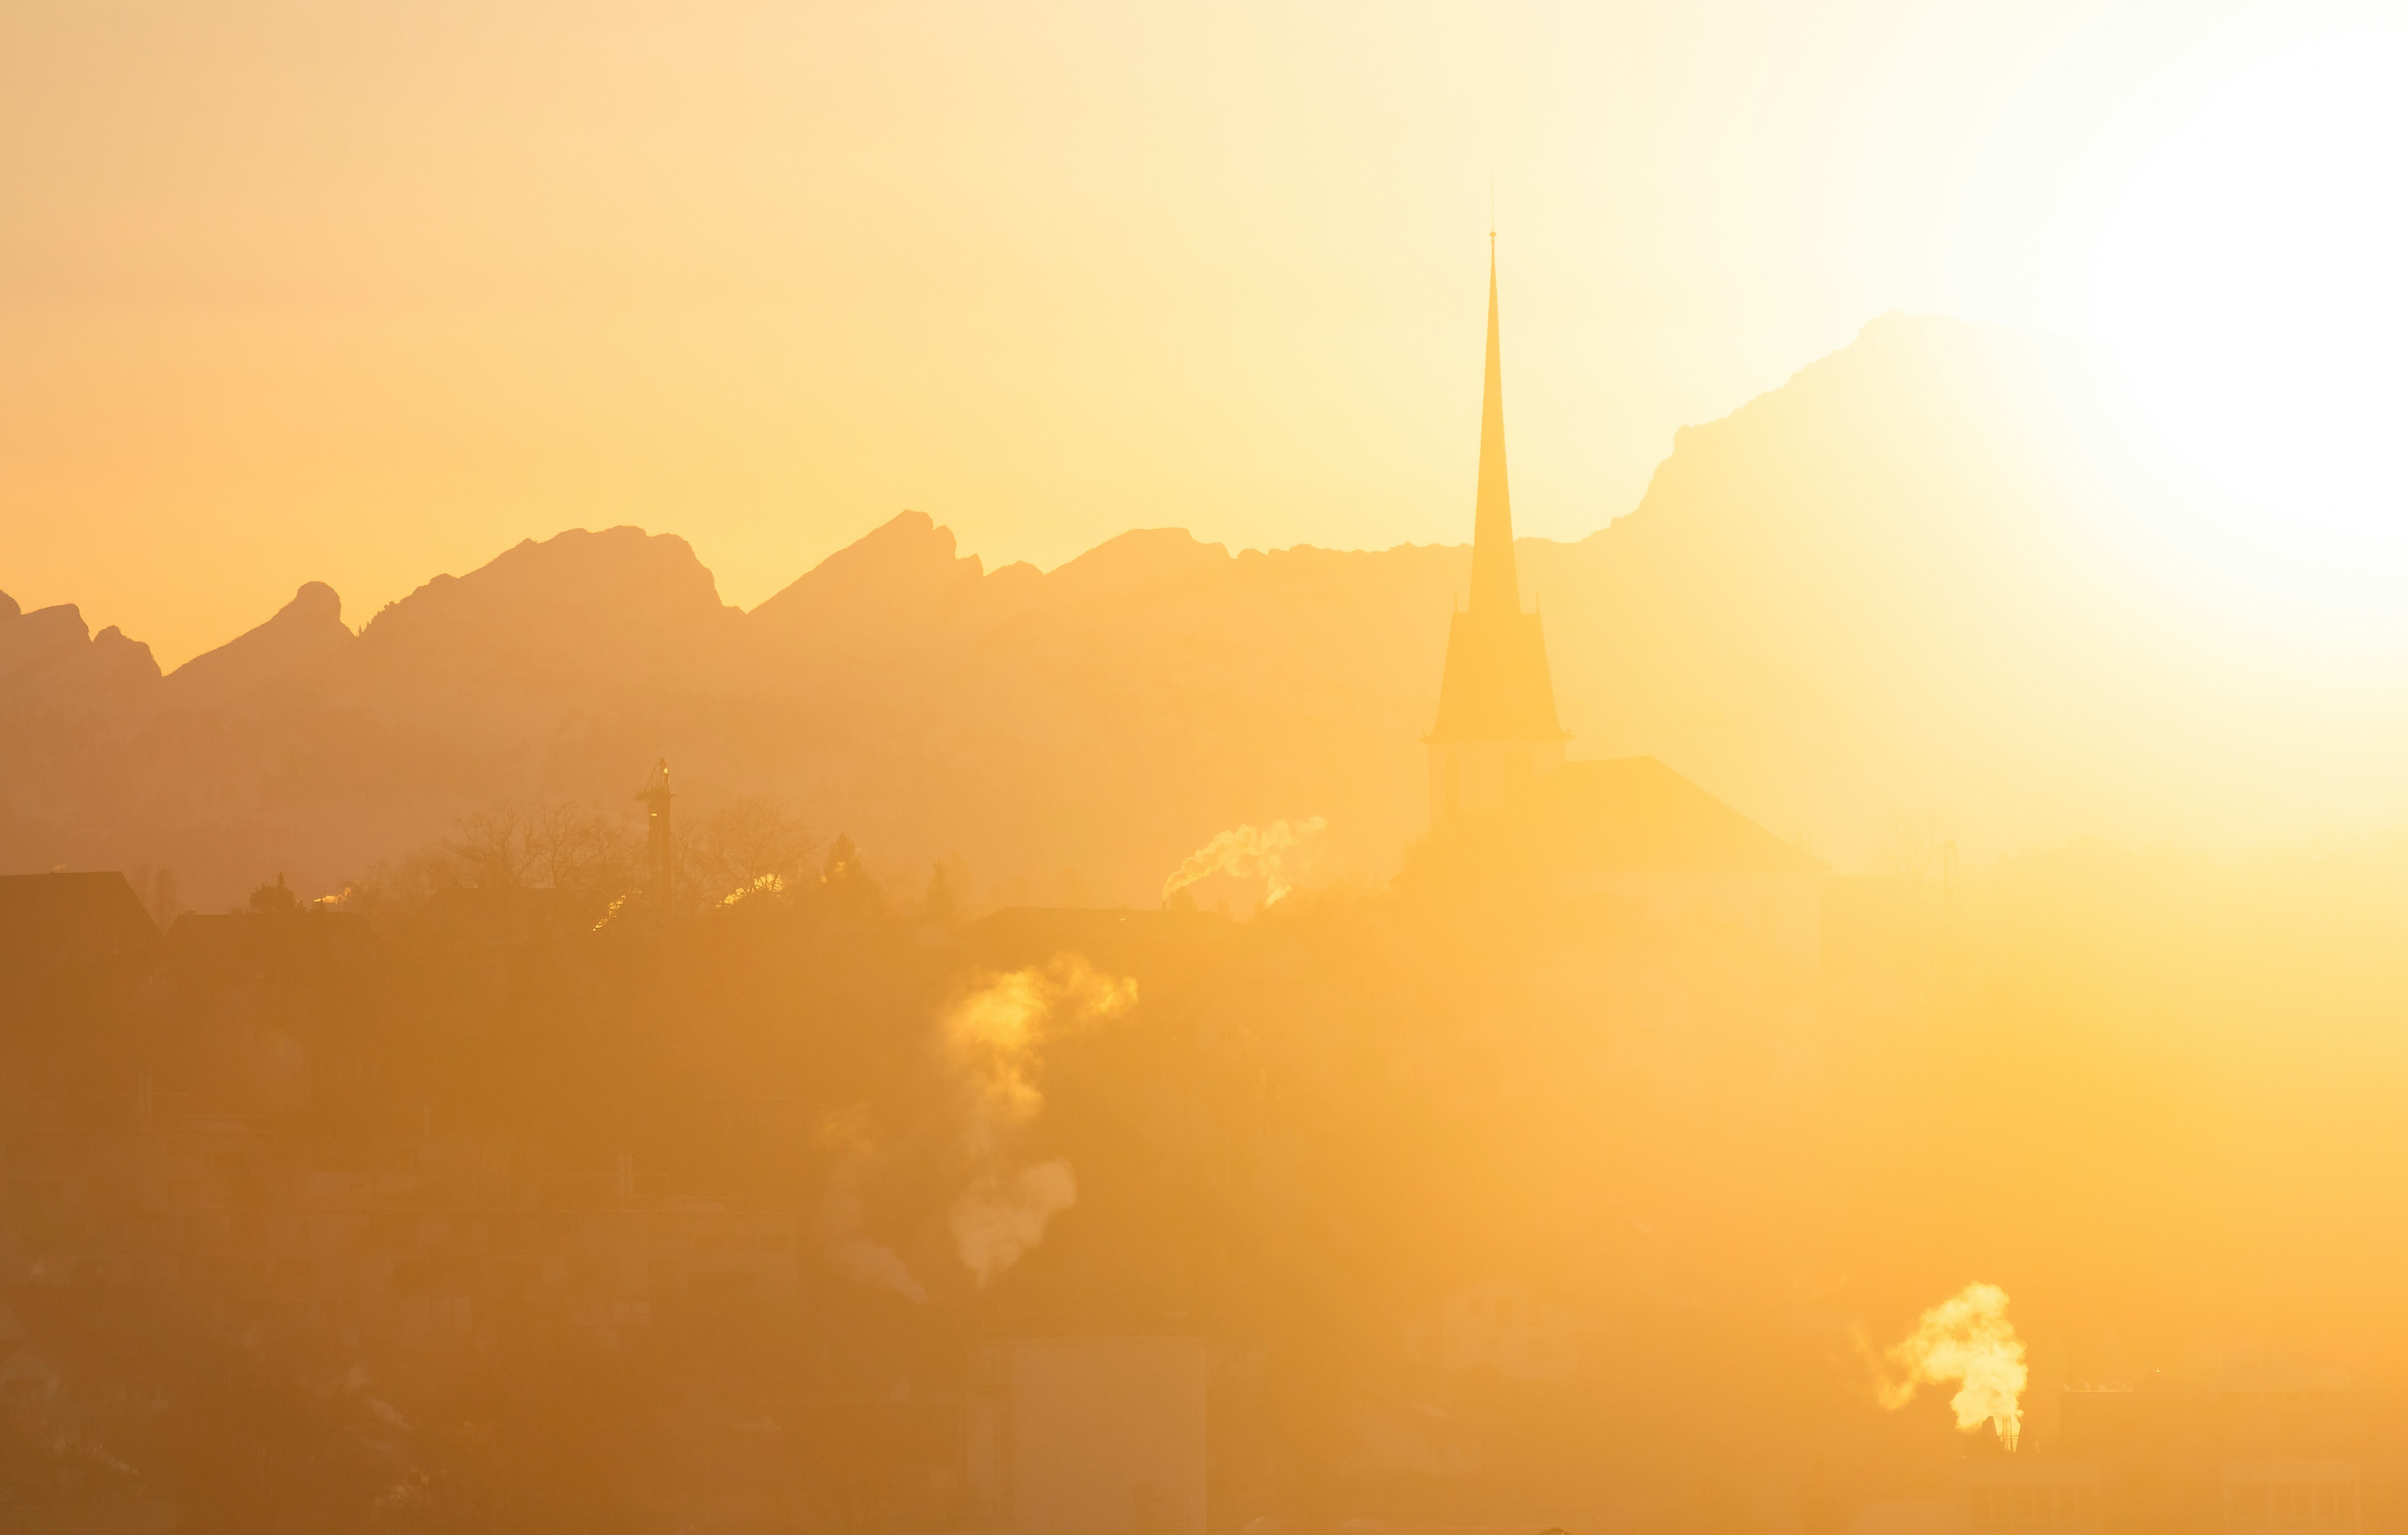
[1878,1282,2028,1448]
[951,1160,1079,1286]
[835,1231,927,1303]
[815,1108,927,1303]
[939,956,1138,1285]
[1162,816,1328,905]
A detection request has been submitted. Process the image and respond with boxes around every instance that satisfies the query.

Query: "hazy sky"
[3,0,2400,667]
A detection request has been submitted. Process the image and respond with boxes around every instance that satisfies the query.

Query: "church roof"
[1489,757,1825,875]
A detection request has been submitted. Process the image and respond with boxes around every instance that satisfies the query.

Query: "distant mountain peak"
[166,580,355,702]
[280,581,343,627]
[1047,528,1232,602]
[0,599,160,695]
[749,509,989,638]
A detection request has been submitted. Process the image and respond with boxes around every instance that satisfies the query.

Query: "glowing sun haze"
[2092,27,2408,560]
[0,0,2397,665]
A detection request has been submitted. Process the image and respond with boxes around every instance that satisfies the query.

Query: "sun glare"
[2091,29,2408,562]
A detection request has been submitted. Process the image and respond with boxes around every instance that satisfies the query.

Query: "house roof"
[0,872,162,975]
[1488,757,1825,875]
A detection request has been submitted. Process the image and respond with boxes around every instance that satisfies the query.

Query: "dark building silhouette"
[1426,236,1569,826]
[0,872,163,1016]
[0,873,164,1128]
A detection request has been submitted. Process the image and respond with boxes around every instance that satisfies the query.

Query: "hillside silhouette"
[5,313,2398,909]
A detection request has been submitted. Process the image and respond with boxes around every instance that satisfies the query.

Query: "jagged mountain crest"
[165,582,353,706]
[4,313,2395,907]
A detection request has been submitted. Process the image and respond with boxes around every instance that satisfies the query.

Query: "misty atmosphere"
[8,4,2408,1535]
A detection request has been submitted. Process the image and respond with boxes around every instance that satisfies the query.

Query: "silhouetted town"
[2,254,2398,1535]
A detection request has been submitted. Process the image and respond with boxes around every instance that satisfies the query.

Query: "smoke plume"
[951,1160,1079,1286]
[815,1108,927,1303]
[1878,1282,2028,1448]
[939,956,1138,1285]
[1161,816,1328,905]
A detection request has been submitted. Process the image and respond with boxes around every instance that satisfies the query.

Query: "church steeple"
[1424,234,1567,826]
[1469,235,1521,617]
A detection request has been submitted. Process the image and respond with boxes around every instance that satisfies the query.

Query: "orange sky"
[1,0,2394,668]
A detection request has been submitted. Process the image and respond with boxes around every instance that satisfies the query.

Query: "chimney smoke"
[1161,816,1327,907]
[1878,1282,2029,1450]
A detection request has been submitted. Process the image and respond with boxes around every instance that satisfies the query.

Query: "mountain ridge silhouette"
[6,312,2402,909]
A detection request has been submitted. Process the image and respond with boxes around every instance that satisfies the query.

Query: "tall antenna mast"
[635,758,674,916]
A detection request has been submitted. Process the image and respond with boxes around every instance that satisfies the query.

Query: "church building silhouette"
[1425,233,1569,826]
[1422,238,1826,964]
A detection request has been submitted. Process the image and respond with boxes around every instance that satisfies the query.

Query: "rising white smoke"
[940,956,1138,1286]
[815,1108,927,1303]
[1878,1281,2029,1448]
[1161,816,1328,906]
[835,1231,927,1303]
[951,1160,1080,1286]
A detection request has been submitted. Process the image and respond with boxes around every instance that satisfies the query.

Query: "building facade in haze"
[968,1336,1208,1535]
[1960,1374,2361,1535]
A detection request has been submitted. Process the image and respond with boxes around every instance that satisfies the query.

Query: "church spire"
[1424,232,1566,822]
[1469,234,1520,615]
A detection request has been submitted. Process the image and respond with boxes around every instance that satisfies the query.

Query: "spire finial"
[1467,222,1518,615]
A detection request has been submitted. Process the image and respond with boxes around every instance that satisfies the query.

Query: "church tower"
[1426,237,1567,825]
